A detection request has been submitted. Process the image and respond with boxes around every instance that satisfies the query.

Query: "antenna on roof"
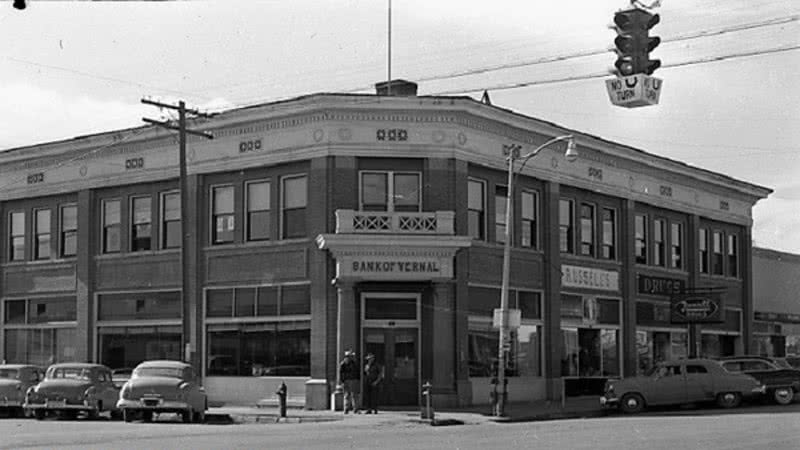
[481,90,492,105]
[387,0,392,96]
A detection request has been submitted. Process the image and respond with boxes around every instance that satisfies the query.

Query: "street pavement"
[3,402,800,450]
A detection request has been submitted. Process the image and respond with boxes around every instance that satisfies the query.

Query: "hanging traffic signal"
[612,8,661,76]
[13,0,26,10]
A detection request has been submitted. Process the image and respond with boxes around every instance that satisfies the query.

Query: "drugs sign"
[606,74,662,108]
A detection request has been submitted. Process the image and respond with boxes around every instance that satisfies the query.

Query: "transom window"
[60,205,77,258]
[468,179,485,240]
[34,209,51,260]
[360,171,420,212]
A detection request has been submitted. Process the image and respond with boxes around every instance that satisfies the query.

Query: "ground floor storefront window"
[206,321,310,376]
[205,283,311,377]
[95,291,182,370]
[636,329,688,375]
[467,286,542,377]
[560,295,621,378]
[3,296,77,366]
[98,326,182,369]
[699,308,742,358]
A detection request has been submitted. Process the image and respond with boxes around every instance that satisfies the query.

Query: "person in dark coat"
[338,349,360,413]
[362,353,384,414]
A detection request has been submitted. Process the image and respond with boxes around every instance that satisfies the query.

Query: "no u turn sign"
[606,74,663,108]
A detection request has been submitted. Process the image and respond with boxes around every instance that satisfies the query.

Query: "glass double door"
[362,327,418,406]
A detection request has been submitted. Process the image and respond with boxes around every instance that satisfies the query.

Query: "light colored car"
[117,360,207,423]
[600,358,766,414]
[0,364,44,417]
[24,363,121,420]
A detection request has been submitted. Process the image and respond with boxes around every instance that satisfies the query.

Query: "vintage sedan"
[718,355,800,405]
[0,364,44,417]
[24,363,121,420]
[601,358,766,414]
[117,360,207,423]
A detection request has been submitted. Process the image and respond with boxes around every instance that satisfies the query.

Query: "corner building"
[0,81,771,408]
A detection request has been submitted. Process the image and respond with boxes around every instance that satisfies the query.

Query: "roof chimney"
[375,79,418,96]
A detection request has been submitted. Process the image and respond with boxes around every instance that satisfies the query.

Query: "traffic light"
[612,8,661,76]
[13,0,26,10]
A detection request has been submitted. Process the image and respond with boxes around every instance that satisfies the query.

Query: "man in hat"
[339,349,360,413]
[363,353,384,414]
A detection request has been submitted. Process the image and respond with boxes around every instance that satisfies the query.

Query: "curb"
[488,409,607,423]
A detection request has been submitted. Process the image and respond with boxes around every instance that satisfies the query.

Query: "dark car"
[24,363,121,420]
[0,364,44,417]
[718,355,800,405]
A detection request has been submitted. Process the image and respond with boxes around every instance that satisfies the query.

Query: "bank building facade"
[0,80,770,408]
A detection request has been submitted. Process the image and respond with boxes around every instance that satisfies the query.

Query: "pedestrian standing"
[339,349,360,413]
[363,353,384,414]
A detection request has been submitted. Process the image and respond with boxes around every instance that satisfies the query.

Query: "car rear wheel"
[34,409,46,420]
[620,393,645,414]
[192,410,205,423]
[141,411,153,423]
[773,387,794,405]
[716,392,741,408]
[123,409,135,422]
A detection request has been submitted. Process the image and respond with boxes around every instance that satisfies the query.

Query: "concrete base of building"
[456,380,473,406]
[304,378,330,410]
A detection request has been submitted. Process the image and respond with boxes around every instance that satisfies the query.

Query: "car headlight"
[178,382,189,401]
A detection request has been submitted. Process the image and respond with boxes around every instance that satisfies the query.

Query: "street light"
[495,134,577,417]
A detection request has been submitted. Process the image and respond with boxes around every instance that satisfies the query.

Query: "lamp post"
[495,135,577,417]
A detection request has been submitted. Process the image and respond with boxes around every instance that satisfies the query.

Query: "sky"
[0,0,798,252]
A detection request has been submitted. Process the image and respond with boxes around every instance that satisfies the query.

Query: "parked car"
[117,360,206,423]
[717,355,800,405]
[784,356,800,370]
[111,368,133,387]
[0,364,44,417]
[24,363,121,420]
[600,358,766,414]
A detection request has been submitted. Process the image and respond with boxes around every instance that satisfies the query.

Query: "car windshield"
[47,367,91,380]
[0,368,19,379]
[133,367,184,379]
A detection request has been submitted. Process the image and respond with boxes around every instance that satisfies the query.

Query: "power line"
[429,44,800,95]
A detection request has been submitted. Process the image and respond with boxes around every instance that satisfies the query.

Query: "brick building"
[0,81,771,408]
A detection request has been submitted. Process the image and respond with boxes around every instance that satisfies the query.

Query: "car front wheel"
[620,393,645,414]
[773,387,794,405]
[123,409,135,422]
[716,392,741,408]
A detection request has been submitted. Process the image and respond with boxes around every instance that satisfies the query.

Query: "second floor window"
[635,214,647,264]
[60,205,77,258]
[521,191,537,248]
[712,231,724,275]
[161,192,181,249]
[559,199,574,253]
[580,203,594,256]
[670,223,683,269]
[102,200,121,253]
[131,196,152,252]
[727,234,738,277]
[212,186,235,244]
[360,172,420,212]
[247,181,271,241]
[699,228,709,273]
[601,208,616,260]
[653,219,666,267]
[468,179,485,240]
[282,175,307,239]
[35,209,51,260]
[495,186,508,243]
[10,211,25,261]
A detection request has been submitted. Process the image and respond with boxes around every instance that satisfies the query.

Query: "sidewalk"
[206,395,606,426]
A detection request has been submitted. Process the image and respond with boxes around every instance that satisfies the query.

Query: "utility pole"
[142,99,213,371]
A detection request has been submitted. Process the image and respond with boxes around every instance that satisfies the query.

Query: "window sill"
[203,237,311,251]
[95,249,180,260]
[1,258,76,268]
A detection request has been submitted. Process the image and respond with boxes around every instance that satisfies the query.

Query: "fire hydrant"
[421,381,434,420]
[276,381,287,419]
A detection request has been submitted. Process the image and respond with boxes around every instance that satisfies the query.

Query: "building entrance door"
[361,293,420,406]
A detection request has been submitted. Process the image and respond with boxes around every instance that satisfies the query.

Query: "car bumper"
[599,396,619,409]
[0,398,24,408]
[117,398,193,412]
[24,402,98,411]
